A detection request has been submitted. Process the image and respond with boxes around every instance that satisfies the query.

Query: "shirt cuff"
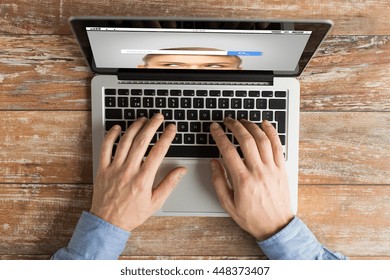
[52,211,130,260]
[257,216,347,260]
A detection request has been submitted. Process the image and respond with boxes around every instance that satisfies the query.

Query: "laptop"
[70,17,332,216]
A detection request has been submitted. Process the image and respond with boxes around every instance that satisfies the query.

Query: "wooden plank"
[1,35,390,112]
[0,0,389,35]
[0,111,388,184]
[299,185,390,257]
[0,184,389,258]
[0,111,92,184]
[299,112,390,185]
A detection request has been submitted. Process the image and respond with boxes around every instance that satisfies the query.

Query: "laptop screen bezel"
[69,17,332,78]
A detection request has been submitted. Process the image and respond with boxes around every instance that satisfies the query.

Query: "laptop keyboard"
[104,87,287,158]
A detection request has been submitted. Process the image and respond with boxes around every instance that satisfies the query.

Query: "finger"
[210,122,247,177]
[261,120,285,167]
[223,117,262,169]
[125,113,164,167]
[142,123,176,175]
[239,119,274,164]
[210,159,236,215]
[151,166,187,210]
[99,125,121,168]
[113,117,148,165]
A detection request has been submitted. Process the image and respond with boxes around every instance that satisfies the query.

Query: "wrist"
[254,214,294,241]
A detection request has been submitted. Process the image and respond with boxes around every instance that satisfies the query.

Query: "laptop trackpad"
[156,160,226,214]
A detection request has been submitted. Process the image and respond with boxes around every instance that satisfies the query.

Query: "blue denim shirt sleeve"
[257,216,347,260]
[51,211,130,260]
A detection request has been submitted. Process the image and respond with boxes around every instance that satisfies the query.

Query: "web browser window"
[86,27,311,71]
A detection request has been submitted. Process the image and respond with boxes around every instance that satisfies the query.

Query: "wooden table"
[0,0,389,260]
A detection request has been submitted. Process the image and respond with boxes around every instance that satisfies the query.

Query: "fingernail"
[262,120,271,126]
[155,113,164,120]
[177,169,187,180]
[210,122,220,130]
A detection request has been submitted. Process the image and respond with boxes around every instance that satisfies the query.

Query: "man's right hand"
[210,118,294,241]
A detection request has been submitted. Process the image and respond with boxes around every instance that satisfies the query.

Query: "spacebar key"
[165,145,219,158]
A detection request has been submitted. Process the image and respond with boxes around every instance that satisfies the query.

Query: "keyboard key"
[156,97,167,108]
[161,110,173,120]
[212,110,223,121]
[178,122,188,132]
[172,134,182,144]
[168,97,179,108]
[118,97,129,107]
[118,89,129,95]
[165,145,219,158]
[157,89,168,96]
[275,91,287,97]
[279,135,286,145]
[262,111,273,121]
[124,109,135,119]
[262,91,273,97]
[105,109,122,119]
[196,134,208,144]
[106,121,126,132]
[137,109,148,118]
[202,122,212,133]
[231,99,242,109]
[170,90,181,96]
[249,91,260,97]
[244,99,255,109]
[187,110,198,120]
[105,89,116,95]
[181,98,191,108]
[143,97,154,108]
[105,97,116,107]
[224,110,235,119]
[144,89,155,96]
[256,99,267,109]
[250,111,261,121]
[275,111,286,133]
[131,89,142,95]
[190,122,201,132]
[206,98,217,108]
[149,109,160,118]
[208,134,216,144]
[269,99,286,109]
[236,90,247,97]
[174,110,185,120]
[218,98,229,108]
[237,111,248,120]
[199,110,211,120]
[183,90,195,96]
[196,90,207,96]
[222,90,234,97]
[184,134,195,144]
[210,90,221,96]
[130,97,141,107]
[193,98,204,108]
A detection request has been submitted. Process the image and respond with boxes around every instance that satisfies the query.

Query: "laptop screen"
[86,27,311,72]
[70,18,332,77]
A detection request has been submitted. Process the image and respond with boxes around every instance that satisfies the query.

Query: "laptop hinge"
[117,70,274,85]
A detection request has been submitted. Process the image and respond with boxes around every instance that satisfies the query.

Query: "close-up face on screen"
[86,27,312,72]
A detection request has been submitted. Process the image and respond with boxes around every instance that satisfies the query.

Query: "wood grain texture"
[0,111,92,184]
[1,0,390,35]
[0,184,389,259]
[1,35,389,111]
[0,111,388,185]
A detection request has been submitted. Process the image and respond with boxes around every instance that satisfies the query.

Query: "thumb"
[151,166,187,209]
[210,159,235,214]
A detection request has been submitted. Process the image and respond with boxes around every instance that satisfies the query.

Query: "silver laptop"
[70,17,332,216]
